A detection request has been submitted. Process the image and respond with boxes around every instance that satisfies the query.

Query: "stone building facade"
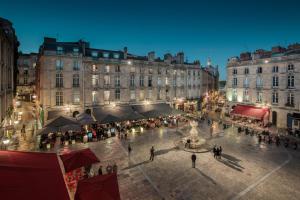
[37,38,218,121]
[17,53,37,101]
[0,17,18,126]
[227,44,300,129]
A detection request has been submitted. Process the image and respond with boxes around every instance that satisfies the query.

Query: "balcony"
[256,84,263,89]
[73,84,80,88]
[285,102,294,107]
[243,84,249,88]
[55,84,63,88]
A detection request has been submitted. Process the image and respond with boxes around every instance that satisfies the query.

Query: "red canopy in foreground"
[75,173,121,200]
[60,148,100,172]
[0,150,69,200]
[231,104,269,120]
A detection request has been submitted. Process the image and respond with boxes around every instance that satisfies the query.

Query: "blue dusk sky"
[1,0,300,80]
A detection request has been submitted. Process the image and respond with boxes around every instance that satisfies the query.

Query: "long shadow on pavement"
[155,147,177,156]
[122,160,150,170]
[216,157,244,172]
[194,168,217,185]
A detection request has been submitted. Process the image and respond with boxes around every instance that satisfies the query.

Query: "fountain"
[174,120,211,153]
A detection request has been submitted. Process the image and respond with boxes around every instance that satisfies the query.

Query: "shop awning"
[60,148,100,173]
[75,173,120,200]
[230,104,269,120]
[0,150,70,200]
[76,113,96,125]
[132,103,183,118]
[47,110,69,120]
[45,115,79,128]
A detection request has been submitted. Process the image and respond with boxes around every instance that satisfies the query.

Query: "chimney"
[176,52,184,64]
[44,37,56,43]
[148,51,155,62]
[164,53,172,64]
[124,47,128,59]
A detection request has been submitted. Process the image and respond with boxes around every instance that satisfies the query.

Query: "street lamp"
[127,60,132,65]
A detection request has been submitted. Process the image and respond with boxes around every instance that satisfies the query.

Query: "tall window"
[130,90,135,100]
[233,68,237,75]
[73,74,80,87]
[288,64,294,71]
[56,73,63,88]
[24,76,28,85]
[243,89,249,101]
[244,77,249,87]
[57,46,63,55]
[115,75,120,87]
[92,75,99,86]
[288,75,294,88]
[92,91,97,103]
[165,77,169,85]
[157,88,161,100]
[287,93,294,106]
[139,75,144,87]
[244,68,249,75]
[256,92,263,103]
[105,65,110,73]
[104,91,110,101]
[56,91,63,106]
[272,92,278,104]
[56,59,63,70]
[130,74,135,87]
[73,91,80,104]
[104,75,110,85]
[115,89,120,100]
[233,78,237,86]
[272,66,278,73]
[157,77,162,86]
[148,75,152,87]
[256,77,263,87]
[272,76,279,87]
[73,60,80,70]
[257,67,262,74]
[232,89,237,101]
[115,65,120,72]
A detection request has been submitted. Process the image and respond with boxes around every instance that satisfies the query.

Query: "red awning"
[75,173,121,200]
[230,104,269,120]
[0,150,70,200]
[60,148,100,172]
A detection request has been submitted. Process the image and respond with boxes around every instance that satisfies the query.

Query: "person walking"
[98,165,103,175]
[191,153,196,168]
[149,146,155,161]
[219,146,222,159]
[128,143,132,156]
[213,145,217,158]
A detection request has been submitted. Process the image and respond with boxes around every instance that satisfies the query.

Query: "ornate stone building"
[0,17,18,127]
[227,44,300,129]
[37,38,218,122]
[17,53,37,101]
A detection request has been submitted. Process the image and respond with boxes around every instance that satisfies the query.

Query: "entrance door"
[272,111,277,126]
[287,113,293,128]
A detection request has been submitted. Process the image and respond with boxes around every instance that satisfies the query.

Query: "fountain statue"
[182,120,206,149]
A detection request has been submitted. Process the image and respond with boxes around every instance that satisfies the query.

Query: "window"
[73,74,80,87]
[165,77,169,85]
[56,73,63,88]
[73,91,80,104]
[73,60,80,70]
[92,51,98,58]
[130,66,135,73]
[287,93,294,106]
[56,60,63,70]
[233,68,237,75]
[104,75,110,85]
[130,90,135,100]
[149,68,153,74]
[105,65,110,73]
[288,75,294,88]
[24,76,28,84]
[24,69,28,75]
[139,75,144,87]
[57,46,63,55]
[104,91,110,101]
[92,64,97,71]
[103,52,109,58]
[272,92,278,104]
[272,66,278,73]
[115,89,120,100]
[115,65,120,72]
[92,91,97,103]
[272,76,279,87]
[256,77,263,87]
[243,89,249,101]
[232,89,237,101]
[233,78,237,86]
[148,75,152,87]
[148,90,152,99]
[256,92,263,103]
[130,74,135,87]
[244,77,249,87]
[92,75,99,86]
[115,75,120,87]
[288,64,294,71]
[157,77,162,86]
[113,53,119,59]
[55,91,63,106]
[139,90,144,100]
[73,47,79,56]
[244,68,249,74]
[257,67,262,74]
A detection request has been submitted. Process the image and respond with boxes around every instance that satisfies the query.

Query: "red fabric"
[0,150,69,200]
[60,148,100,172]
[231,104,269,120]
[75,173,121,200]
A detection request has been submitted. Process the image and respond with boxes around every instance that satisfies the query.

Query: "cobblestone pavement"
[39,120,300,200]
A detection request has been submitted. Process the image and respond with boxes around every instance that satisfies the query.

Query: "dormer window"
[57,46,63,55]
[103,52,109,58]
[92,51,98,58]
[113,53,120,59]
[288,64,294,71]
[257,67,262,74]
[73,47,79,55]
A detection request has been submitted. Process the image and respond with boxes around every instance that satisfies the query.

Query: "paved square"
[50,122,300,200]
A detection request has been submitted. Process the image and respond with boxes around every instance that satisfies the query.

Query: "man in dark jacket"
[191,153,196,168]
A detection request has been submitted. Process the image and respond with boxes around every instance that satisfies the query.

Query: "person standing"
[112,163,118,173]
[191,153,196,168]
[149,146,155,161]
[128,143,132,156]
[219,146,222,159]
[98,165,103,175]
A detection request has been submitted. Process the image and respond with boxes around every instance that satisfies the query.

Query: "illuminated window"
[56,91,63,106]
[73,91,80,104]
[130,90,135,100]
